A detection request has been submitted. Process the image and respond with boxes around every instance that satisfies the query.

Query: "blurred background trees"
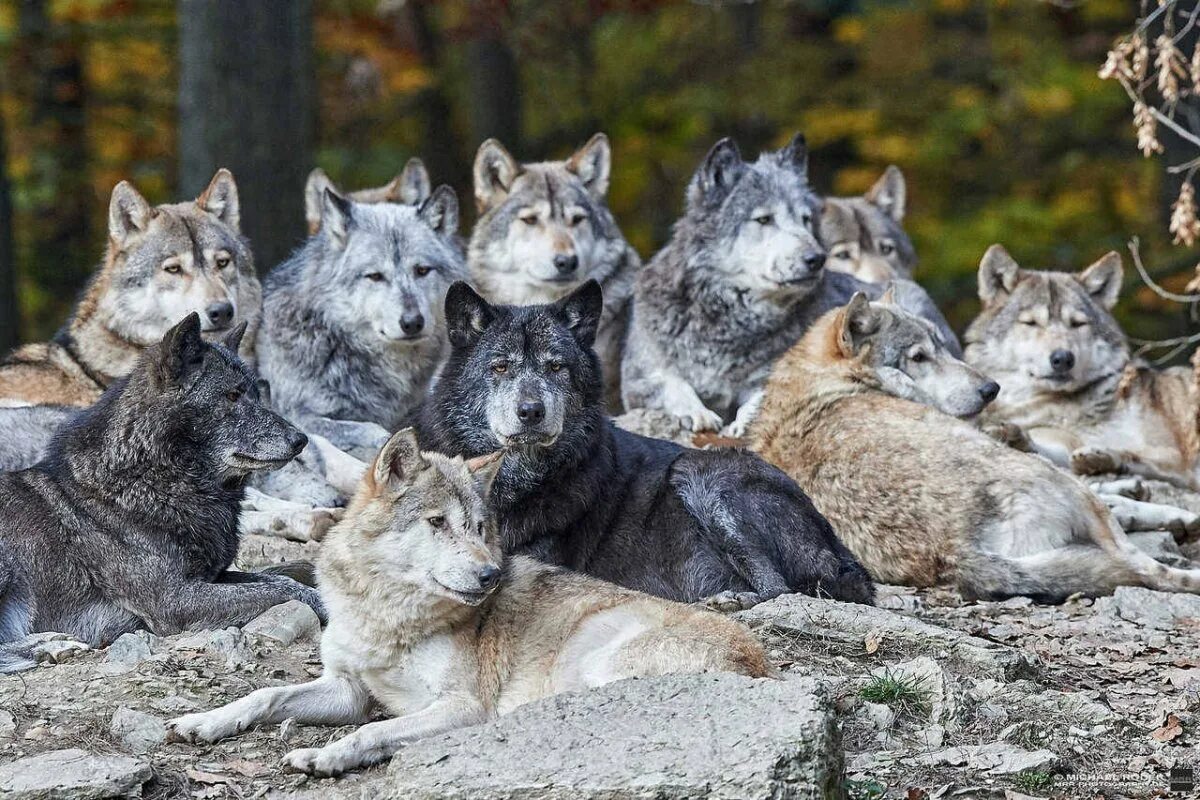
[0,0,1193,352]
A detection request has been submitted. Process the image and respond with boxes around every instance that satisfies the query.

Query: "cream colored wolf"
[168,429,768,775]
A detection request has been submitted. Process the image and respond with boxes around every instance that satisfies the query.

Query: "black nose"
[400,312,425,336]
[1049,349,1075,374]
[517,400,545,426]
[477,564,502,590]
[286,430,308,457]
[553,254,579,275]
[979,381,1000,404]
[206,302,234,327]
[804,252,827,271]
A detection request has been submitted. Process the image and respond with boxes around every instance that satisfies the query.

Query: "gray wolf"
[304,158,431,234]
[964,245,1200,489]
[752,294,1200,600]
[819,165,916,282]
[257,185,466,457]
[415,280,874,608]
[469,133,640,409]
[0,406,72,472]
[0,170,261,408]
[167,429,769,776]
[621,134,959,438]
[0,314,324,671]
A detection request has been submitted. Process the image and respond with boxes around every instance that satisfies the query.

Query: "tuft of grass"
[1013,769,1055,793]
[858,669,931,718]
[843,778,887,800]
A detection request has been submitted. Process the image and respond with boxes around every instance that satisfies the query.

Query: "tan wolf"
[0,170,260,407]
[303,158,432,235]
[168,429,768,776]
[751,294,1200,600]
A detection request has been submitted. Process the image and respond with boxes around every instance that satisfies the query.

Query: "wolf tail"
[0,543,35,673]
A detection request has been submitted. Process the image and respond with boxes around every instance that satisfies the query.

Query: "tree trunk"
[466,12,521,152]
[0,107,17,353]
[177,0,314,272]
[406,0,466,197]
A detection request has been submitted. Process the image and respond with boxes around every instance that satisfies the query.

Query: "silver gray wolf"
[0,314,324,672]
[257,185,466,457]
[0,406,71,472]
[819,165,916,283]
[752,294,1200,601]
[0,169,260,407]
[167,429,769,776]
[469,133,640,409]
[964,244,1200,489]
[304,157,431,235]
[621,134,959,437]
[415,280,874,608]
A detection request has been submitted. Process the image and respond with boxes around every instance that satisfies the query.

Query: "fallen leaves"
[1151,713,1183,743]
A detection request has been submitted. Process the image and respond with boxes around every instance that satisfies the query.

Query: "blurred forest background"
[0,0,1195,355]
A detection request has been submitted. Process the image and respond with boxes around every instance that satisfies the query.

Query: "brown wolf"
[0,170,260,407]
[751,294,1200,600]
[303,158,431,234]
[169,429,768,776]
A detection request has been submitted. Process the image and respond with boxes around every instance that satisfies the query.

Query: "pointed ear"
[865,165,906,222]
[879,284,898,305]
[108,181,154,248]
[551,280,603,349]
[371,428,428,493]
[156,312,206,386]
[394,157,432,205]
[836,293,882,357]
[778,132,809,177]
[474,139,521,212]
[977,244,1021,304]
[690,138,744,208]
[305,169,336,235]
[197,168,240,231]
[445,282,497,349]
[566,133,611,198]
[321,188,354,247]
[418,185,459,238]
[221,321,248,354]
[466,451,504,500]
[1077,251,1123,310]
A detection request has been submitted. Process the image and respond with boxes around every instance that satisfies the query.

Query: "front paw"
[699,590,761,612]
[283,746,350,777]
[1071,446,1122,476]
[672,404,722,433]
[983,422,1033,452]
[722,416,752,440]
[21,632,90,665]
[168,711,241,744]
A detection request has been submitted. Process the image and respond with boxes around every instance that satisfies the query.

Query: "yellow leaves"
[860,134,916,164]
[799,107,881,148]
[833,18,866,46]
[1021,86,1075,117]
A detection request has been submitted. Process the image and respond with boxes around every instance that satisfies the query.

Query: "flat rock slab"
[324,674,840,800]
[0,748,151,799]
[1095,585,1200,630]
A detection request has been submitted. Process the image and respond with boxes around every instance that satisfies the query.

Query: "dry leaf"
[1152,713,1183,742]
[185,769,231,785]
[224,759,269,778]
[864,630,882,655]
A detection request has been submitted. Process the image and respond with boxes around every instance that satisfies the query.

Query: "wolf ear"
[837,293,882,357]
[418,185,459,238]
[304,168,336,235]
[879,284,898,305]
[321,188,354,247]
[221,321,248,354]
[977,244,1021,304]
[108,181,154,248]
[466,451,504,501]
[197,168,241,232]
[691,138,744,208]
[566,133,612,198]
[474,139,521,213]
[779,132,809,177]
[1077,251,1123,310]
[372,428,428,493]
[865,166,906,222]
[445,282,497,348]
[155,312,206,386]
[552,280,603,349]
[394,157,432,205]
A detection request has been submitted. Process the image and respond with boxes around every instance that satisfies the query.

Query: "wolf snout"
[400,310,426,337]
[477,564,502,592]
[553,254,579,276]
[1049,349,1075,375]
[285,429,309,459]
[205,301,235,329]
[978,380,1000,404]
[803,252,826,272]
[517,399,545,426]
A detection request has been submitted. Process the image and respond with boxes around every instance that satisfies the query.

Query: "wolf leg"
[1088,477,1148,500]
[304,434,368,497]
[722,389,764,439]
[169,674,371,744]
[959,545,1142,602]
[303,417,390,458]
[1098,493,1200,540]
[132,572,326,634]
[240,488,342,542]
[282,699,485,776]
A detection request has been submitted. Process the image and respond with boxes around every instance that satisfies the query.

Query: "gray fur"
[820,166,916,283]
[0,406,73,471]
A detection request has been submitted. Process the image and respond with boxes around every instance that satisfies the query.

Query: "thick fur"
[258,187,466,456]
[0,406,73,472]
[304,158,432,235]
[168,430,769,776]
[0,170,261,407]
[416,281,874,607]
[622,134,958,437]
[0,315,323,671]
[468,134,640,410]
[752,297,1200,601]
[964,245,1200,489]
[819,166,916,283]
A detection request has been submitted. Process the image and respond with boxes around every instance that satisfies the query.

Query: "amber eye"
[492,362,509,375]
[215,255,232,269]
[163,261,182,274]
[519,212,538,226]
[753,214,773,226]
[225,389,242,402]
[428,516,446,529]
[365,272,385,282]
[548,361,563,373]
[414,265,432,278]
[910,351,928,364]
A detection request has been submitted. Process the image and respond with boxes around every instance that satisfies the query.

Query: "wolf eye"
[753,214,773,226]
[215,254,232,269]
[567,212,587,227]
[492,362,509,375]
[1019,318,1037,327]
[519,212,538,226]
[427,515,446,529]
[1070,318,1088,328]
[833,248,853,261]
[547,360,563,373]
[365,272,385,282]
[163,260,182,274]
[414,265,432,278]
[225,389,242,402]
[879,242,896,256]
[909,351,928,364]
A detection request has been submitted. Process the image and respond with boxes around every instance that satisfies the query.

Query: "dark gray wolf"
[819,166,916,282]
[416,280,874,608]
[469,134,640,409]
[0,314,324,672]
[304,158,431,235]
[621,134,958,437]
[257,186,466,457]
[0,169,261,408]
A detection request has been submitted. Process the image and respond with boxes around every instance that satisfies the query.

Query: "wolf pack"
[1,131,1199,776]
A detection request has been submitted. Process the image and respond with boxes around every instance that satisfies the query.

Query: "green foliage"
[843,777,888,800]
[1014,768,1056,792]
[859,669,931,718]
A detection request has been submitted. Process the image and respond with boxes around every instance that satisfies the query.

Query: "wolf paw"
[983,422,1034,452]
[283,746,348,777]
[167,711,243,744]
[20,632,90,665]
[1071,447,1122,476]
[699,591,761,613]
[308,507,343,542]
[721,417,752,440]
[677,407,723,433]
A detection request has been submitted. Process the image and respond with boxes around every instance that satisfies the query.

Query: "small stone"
[0,748,151,799]
[243,600,320,646]
[22,727,46,741]
[917,742,1058,775]
[105,632,155,666]
[110,707,167,754]
[1096,586,1200,630]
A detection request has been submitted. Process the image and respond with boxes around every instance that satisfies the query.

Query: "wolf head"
[91,170,258,347]
[310,185,465,345]
[469,134,627,303]
[436,281,604,452]
[304,158,432,235]
[826,292,997,418]
[680,133,826,303]
[964,245,1127,395]
[819,166,915,283]
[345,428,504,606]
